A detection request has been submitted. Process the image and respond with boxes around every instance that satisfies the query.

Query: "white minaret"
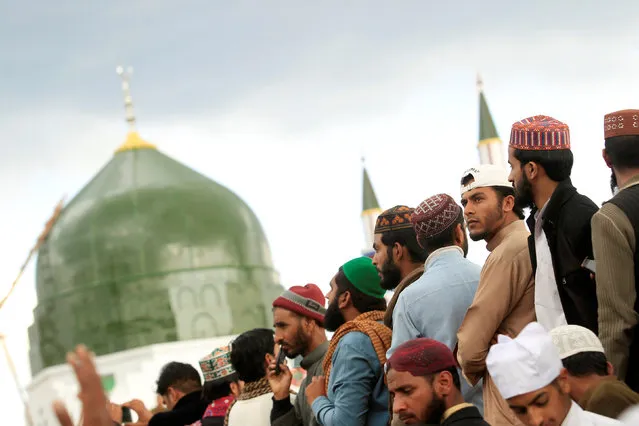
[361,159,382,257]
[477,75,505,167]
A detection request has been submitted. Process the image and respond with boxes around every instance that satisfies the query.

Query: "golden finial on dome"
[114,65,156,153]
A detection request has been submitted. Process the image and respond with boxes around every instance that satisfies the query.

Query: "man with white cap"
[457,164,535,425]
[550,325,639,419]
[486,322,621,425]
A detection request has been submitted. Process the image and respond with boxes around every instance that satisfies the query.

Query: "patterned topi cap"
[604,109,639,139]
[411,194,462,241]
[199,345,236,382]
[374,205,415,234]
[509,115,570,151]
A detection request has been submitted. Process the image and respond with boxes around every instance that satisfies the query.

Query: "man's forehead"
[509,389,548,407]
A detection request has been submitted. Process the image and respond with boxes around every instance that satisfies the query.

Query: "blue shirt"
[387,246,484,412]
[311,331,389,426]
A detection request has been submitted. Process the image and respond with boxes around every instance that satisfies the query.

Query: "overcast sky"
[1,1,639,425]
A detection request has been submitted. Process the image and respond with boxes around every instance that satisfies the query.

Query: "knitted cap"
[272,284,326,324]
[550,325,604,360]
[199,345,235,382]
[509,115,570,151]
[342,257,385,299]
[374,205,415,234]
[387,338,457,376]
[411,194,461,240]
[604,109,639,139]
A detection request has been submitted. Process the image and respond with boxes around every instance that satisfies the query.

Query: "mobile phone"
[122,407,132,424]
[274,344,286,375]
[581,258,596,274]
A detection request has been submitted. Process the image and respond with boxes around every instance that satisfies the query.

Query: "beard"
[379,252,402,290]
[611,171,619,195]
[514,173,535,209]
[324,297,346,332]
[281,325,311,359]
[423,396,447,424]
[468,203,504,242]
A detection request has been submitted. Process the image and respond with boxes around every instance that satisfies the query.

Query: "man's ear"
[393,242,404,262]
[602,149,613,168]
[557,368,571,394]
[606,361,615,377]
[338,291,351,310]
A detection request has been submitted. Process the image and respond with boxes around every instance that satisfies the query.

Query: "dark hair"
[380,228,428,263]
[562,351,608,377]
[417,209,464,255]
[334,267,387,313]
[427,367,461,391]
[230,328,275,383]
[201,373,238,403]
[513,148,573,182]
[605,135,639,169]
[155,362,202,396]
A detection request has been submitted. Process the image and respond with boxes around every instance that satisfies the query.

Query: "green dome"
[28,135,283,374]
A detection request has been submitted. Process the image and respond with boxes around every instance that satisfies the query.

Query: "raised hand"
[266,353,293,400]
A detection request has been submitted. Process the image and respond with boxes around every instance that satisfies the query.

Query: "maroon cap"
[387,338,457,376]
[272,284,326,324]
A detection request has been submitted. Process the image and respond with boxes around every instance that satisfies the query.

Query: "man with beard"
[457,164,534,426]
[592,109,639,392]
[371,205,428,329]
[487,322,621,426]
[507,115,599,334]
[268,284,328,426]
[387,194,482,411]
[305,257,392,426]
[387,338,489,425]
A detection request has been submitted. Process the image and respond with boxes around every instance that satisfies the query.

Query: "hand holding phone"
[274,344,286,375]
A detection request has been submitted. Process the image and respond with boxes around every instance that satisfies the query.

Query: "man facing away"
[226,328,281,426]
[387,338,489,426]
[507,115,599,334]
[305,256,392,426]
[592,109,639,392]
[457,164,535,426]
[268,284,329,426]
[487,322,621,425]
[123,362,208,426]
[387,193,482,411]
[550,324,639,419]
[371,205,427,329]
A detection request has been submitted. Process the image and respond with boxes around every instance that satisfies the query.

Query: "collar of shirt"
[486,220,528,252]
[301,341,328,370]
[424,246,463,270]
[441,403,474,423]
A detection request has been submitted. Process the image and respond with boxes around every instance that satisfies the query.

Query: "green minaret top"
[362,162,380,214]
[478,75,500,143]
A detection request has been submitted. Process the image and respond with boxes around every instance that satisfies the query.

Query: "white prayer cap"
[550,325,605,360]
[486,322,563,400]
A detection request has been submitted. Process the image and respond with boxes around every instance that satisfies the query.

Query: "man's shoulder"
[404,260,479,298]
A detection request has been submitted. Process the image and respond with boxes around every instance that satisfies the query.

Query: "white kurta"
[562,401,622,425]
[533,205,567,330]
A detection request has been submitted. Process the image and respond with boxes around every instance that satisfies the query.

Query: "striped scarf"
[322,310,392,394]
[223,377,272,426]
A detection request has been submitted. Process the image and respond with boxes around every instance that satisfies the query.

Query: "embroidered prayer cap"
[199,345,236,382]
[272,283,326,324]
[550,325,604,360]
[486,322,563,400]
[411,194,461,240]
[604,109,639,139]
[386,338,457,376]
[509,115,571,151]
[341,256,385,299]
[460,164,512,195]
[374,205,415,234]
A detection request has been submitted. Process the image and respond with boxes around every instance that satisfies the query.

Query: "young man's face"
[507,380,572,426]
[387,369,446,425]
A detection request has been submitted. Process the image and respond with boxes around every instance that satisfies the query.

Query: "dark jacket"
[442,406,489,426]
[526,178,599,333]
[148,391,208,426]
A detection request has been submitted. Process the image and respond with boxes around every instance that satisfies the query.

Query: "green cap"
[342,257,385,299]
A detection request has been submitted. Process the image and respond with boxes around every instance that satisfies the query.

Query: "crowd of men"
[54,110,639,426]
